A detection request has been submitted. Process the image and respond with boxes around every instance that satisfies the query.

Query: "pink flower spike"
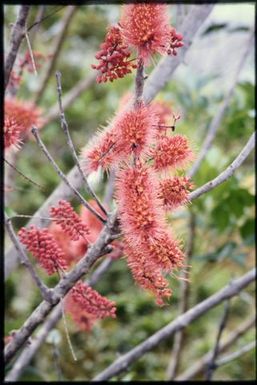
[18,225,67,275]
[50,200,90,243]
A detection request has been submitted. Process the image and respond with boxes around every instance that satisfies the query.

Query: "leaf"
[202,23,228,35]
[240,218,255,240]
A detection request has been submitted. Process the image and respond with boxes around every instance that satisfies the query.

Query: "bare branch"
[4,158,45,191]
[45,72,96,124]
[31,126,106,224]
[206,299,230,380]
[92,269,255,381]
[188,31,254,178]
[55,71,107,216]
[5,5,30,89]
[175,315,255,380]
[189,132,255,202]
[33,6,77,104]
[4,214,53,303]
[215,341,255,368]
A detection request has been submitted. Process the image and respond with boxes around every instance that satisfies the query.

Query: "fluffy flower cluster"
[4,116,22,150]
[92,26,137,83]
[82,102,157,173]
[5,98,44,132]
[50,200,90,242]
[152,134,194,171]
[65,281,116,330]
[92,4,183,82]
[159,176,193,210]
[115,163,185,305]
[48,200,123,267]
[18,225,67,275]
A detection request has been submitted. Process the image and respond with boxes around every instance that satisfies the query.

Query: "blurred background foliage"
[4,4,255,381]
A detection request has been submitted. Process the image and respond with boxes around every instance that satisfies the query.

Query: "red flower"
[50,200,90,242]
[152,134,194,171]
[4,116,22,150]
[18,225,67,275]
[66,281,116,319]
[115,163,185,275]
[120,3,171,63]
[5,98,45,135]
[65,294,97,331]
[158,176,193,210]
[92,25,137,83]
[82,103,157,173]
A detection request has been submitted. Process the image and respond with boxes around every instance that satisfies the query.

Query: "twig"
[31,126,106,224]
[166,211,196,380]
[189,132,255,202]
[55,71,107,216]
[4,256,113,381]
[28,6,46,46]
[24,31,38,76]
[5,4,213,278]
[215,341,255,368]
[4,158,45,191]
[91,269,255,381]
[175,315,255,380]
[5,5,30,89]
[188,31,254,178]
[206,299,230,380]
[45,72,96,124]
[34,6,77,104]
[4,214,53,303]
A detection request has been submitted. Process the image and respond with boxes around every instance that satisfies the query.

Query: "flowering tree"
[4,4,255,381]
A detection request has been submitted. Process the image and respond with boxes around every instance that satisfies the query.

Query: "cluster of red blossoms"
[92,4,183,83]
[82,101,194,305]
[19,200,122,330]
[4,97,44,151]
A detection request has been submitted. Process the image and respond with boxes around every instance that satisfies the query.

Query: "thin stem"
[206,299,230,380]
[215,341,256,368]
[55,71,107,216]
[4,158,45,191]
[5,214,53,303]
[175,315,255,380]
[24,32,38,76]
[31,126,106,224]
[60,298,77,361]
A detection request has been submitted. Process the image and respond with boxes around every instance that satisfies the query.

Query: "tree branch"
[33,6,77,104]
[5,5,30,89]
[44,72,96,124]
[188,132,255,202]
[31,126,106,224]
[175,315,255,380]
[92,269,255,381]
[55,71,107,216]
[215,341,255,368]
[4,215,53,303]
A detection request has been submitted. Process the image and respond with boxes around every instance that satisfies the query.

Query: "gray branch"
[215,341,255,368]
[189,132,255,202]
[175,315,255,380]
[92,269,255,381]
[5,5,30,89]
